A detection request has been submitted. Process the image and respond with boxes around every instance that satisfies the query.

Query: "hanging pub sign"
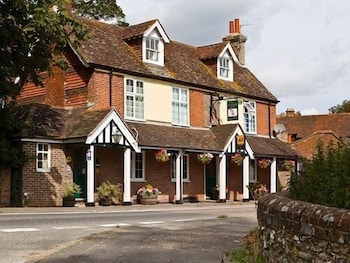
[227,100,239,121]
[236,135,245,150]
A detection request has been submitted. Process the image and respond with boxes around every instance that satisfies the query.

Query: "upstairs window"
[146,38,159,62]
[243,101,256,134]
[218,52,233,81]
[36,143,50,172]
[125,78,144,120]
[172,87,189,126]
[142,30,165,66]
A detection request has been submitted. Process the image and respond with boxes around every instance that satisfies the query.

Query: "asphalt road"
[0,202,257,263]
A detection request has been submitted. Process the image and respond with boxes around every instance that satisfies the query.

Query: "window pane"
[126,79,134,92]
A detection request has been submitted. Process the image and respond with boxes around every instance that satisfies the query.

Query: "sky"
[117,0,349,115]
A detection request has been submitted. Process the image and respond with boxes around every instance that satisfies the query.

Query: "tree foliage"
[0,0,127,168]
[328,99,350,113]
[289,140,350,209]
[0,103,29,167]
[73,0,128,25]
[0,0,87,101]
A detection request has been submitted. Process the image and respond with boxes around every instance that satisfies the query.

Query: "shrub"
[226,227,264,263]
[289,140,350,209]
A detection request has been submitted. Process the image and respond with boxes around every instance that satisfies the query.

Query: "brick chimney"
[286,108,296,117]
[222,18,247,65]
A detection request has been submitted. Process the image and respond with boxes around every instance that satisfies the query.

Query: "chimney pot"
[229,21,235,34]
[234,18,240,34]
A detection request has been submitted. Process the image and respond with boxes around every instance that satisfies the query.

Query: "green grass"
[217,214,228,219]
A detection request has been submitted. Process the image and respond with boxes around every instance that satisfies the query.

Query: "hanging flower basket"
[197,152,214,165]
[282,159,295,171]
[231,153,244,166]
[258,158,271,169]
[155,148,170,162]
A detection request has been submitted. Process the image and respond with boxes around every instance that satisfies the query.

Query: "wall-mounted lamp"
[111,124,122,144]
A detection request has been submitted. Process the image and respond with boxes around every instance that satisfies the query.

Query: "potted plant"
[258,158,271,169]
[197,152,214,165]
[62,183,82,207]
[282,159,295,171]
[136,184,160,205]
[155,148,170,162]
[247,182,268,206]
[231,153,244,166]
[96,181,122,206]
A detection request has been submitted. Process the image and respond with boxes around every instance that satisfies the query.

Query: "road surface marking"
[98,223,131,227]
[174,218,197,222]
[53,226,88,230]
[139,221,164,225]
[0,228,40,233]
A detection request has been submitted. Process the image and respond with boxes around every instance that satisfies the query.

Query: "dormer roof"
[74,18,278,103]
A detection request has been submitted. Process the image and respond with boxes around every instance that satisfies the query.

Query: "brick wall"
[95,147,206,203]
[256,102,276,136]
[22,143,71,206]
[190,90,205,127]
[258,193,350,262]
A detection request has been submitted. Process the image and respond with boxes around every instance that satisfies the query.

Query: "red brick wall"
[256,102,276,136]
[95,148,205,203]
[111,74,124,115]
[190,90,205,127]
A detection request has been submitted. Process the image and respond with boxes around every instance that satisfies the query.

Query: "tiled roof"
[290,131,350,159]
[277,113,350,139]
[19,104,110,140]
[126,122,223,152]
[76,18,278,102]
[246,135,297,158]
[19,104,295,157]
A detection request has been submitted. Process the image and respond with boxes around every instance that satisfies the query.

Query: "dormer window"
[218,51,233,81]
[146,37,160,62]
[217,43,237,82]
[142,20,170,66]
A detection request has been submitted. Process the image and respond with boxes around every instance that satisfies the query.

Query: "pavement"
[0,200,255,214]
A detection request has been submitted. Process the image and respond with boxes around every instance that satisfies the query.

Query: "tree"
[0,0,127,168]
[328,99,350,114]
[73,0,128,26]
[0,0,88,101]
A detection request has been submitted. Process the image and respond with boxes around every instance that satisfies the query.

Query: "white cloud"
[118,0,350,114]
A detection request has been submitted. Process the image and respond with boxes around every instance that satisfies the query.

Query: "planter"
[99,197,112,206]
[140,196,158,205]
[62,196,75,207]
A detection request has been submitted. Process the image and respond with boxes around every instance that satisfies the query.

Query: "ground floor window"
[171,154,189,182]
[131,152,145,181]
[36,143,50,172]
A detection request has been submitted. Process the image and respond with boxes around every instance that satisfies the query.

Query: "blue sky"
[118,0,350,115]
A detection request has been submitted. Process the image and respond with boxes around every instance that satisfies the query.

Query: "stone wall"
[257,193,350,262]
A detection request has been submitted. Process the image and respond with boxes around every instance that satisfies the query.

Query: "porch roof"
[246,135,297,158]
[18,104,296,158]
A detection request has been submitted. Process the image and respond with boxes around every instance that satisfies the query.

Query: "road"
[0,202,257,263]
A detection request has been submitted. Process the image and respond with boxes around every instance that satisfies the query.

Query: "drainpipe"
[268,103,272,138]
[109,70,113,107]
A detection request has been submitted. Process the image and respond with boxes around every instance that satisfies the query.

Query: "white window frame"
[142,31,164,66]
[171,154,189,182]
[125,78,145,120]
[249,159,257,182]
[172,87,189,126]
[36,143,50,172]
[243,101,256,134]
[217,52,233,82]
[131,151,145,182]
